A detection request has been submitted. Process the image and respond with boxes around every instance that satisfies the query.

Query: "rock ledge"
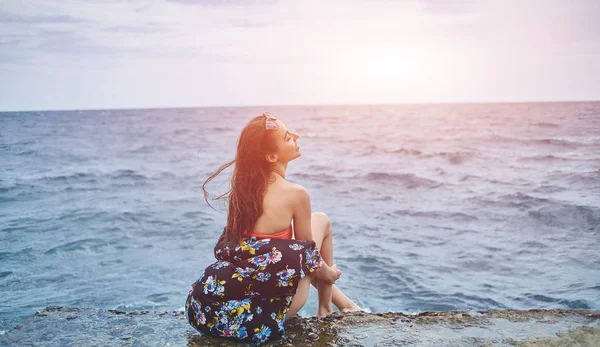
[1,307,599,346]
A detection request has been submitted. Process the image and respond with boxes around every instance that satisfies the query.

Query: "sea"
[1,102,599,334]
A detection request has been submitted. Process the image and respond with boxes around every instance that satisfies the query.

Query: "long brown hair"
[202,114,279,246]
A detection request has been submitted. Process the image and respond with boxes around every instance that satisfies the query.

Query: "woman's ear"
[265,153,278,163]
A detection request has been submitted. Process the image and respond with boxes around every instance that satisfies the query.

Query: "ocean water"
[1,102,599,333]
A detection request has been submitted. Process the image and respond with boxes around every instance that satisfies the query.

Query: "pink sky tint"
[0,0,599,111]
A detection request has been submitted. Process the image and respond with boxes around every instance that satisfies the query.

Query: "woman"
[185,112,360,345]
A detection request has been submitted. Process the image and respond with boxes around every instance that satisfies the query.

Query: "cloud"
[167,0,277,6]
[3,0,599,66]
[103,25,165,33]
[0,11,82,24]
[228,19,271,29]
[1,0,599,110]
[418,0,479,15]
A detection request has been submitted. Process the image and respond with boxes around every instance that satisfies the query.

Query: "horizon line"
[1,99,599,113]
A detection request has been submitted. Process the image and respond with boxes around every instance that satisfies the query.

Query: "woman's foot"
[339,303,363,313]
[317,305,334,318]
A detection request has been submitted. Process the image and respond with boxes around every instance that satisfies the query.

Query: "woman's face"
[270,119,301,163]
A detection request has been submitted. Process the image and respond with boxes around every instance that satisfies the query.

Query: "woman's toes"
[317,307,334,318]
[340,304,363,313]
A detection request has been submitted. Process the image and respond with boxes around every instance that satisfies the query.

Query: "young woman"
[185,112,360,345]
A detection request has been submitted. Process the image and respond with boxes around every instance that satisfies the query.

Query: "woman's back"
[249,174,298,236]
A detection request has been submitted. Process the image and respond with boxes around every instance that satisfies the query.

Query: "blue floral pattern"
[275,266,296,287]
[253,325,271,345]
[289,243,304,251]
[185,235,323,345]
[254,272,271,282]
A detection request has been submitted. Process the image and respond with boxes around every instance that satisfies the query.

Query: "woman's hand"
[313,263,342,284]
[325,264,342,284]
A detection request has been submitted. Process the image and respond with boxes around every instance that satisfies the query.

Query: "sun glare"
[348,46,426,87]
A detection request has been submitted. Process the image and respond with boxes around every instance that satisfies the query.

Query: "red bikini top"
[247,224,293,240]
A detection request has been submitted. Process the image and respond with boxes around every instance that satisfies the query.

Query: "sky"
[1,0,599,111]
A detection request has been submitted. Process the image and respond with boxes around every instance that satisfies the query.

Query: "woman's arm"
[291,185,313,242]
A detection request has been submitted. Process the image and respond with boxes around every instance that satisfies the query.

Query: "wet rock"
[514,326,600,347]
[0,307,599,346]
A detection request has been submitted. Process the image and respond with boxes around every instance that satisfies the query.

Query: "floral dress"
[185,235,324,345]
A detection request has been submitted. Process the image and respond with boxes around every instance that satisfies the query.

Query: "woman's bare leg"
[329,285,360,312]
[316,275,333,317]
[287,264,338,320]
[286,275,311,321]
[310,212,360,312]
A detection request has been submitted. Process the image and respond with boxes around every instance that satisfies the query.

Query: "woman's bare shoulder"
[284,181,308,193]
[284,182,310,203]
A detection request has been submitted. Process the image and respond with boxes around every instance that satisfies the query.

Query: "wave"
[517,155,570,162]
[548,170,600,185]
[291,172,340,184]
[306,164,331,171]
[528,204,600,231]
[533,122,560,128]
[358,172,442,189]
[573,169,600,184]
[466,192,553,211]
[393,209,478,221]
[422,151,476,164]
[390,147,423,156]
[6,140,36,147]
[500,192,552,210]
[530,138,580,148]
[487,135,582,148]
[16,149,36,156]
[522,293,591,309]
[357,144,378,156]
[41,172,97,183]
[458,175,514,186]
[531,185,567,194]
[360,145,477,164]
[486,134,519,143]
[414,290,506,310]
[129,144,170,153]
[39,170,148,184]
[434,167,447,175]
[0,183,36,194]
[213,127,234,132]
[172,128,193,136]
[56,210,109,223]
[44,238,111,255]
[470,193,600,231]
[110,169,148,181]
[459,174,482,182]
[337,137,369,145]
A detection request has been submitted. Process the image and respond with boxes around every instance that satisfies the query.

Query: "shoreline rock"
[1,307,599,346]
